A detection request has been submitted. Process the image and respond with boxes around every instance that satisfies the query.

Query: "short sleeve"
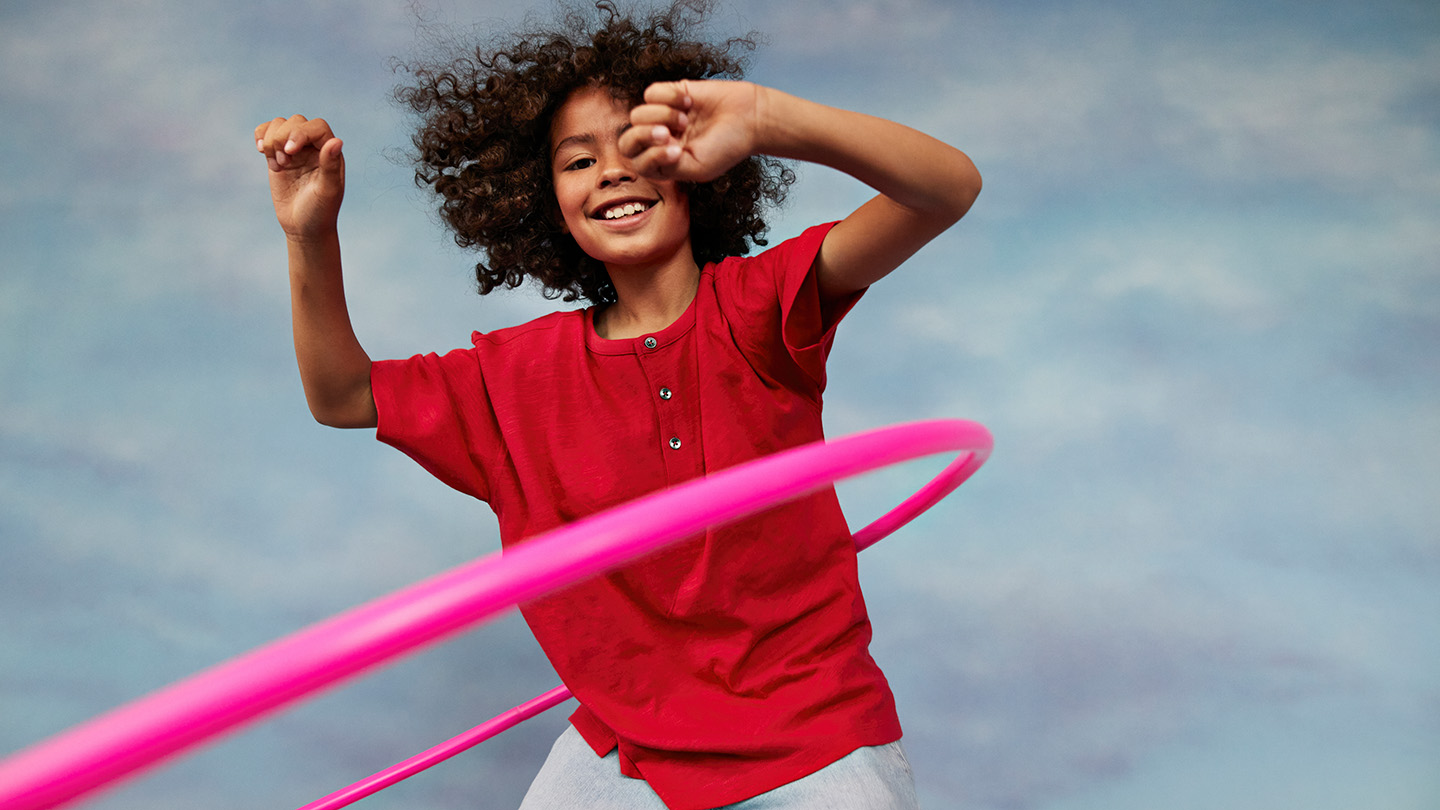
[370,347,500,503]
[715,222,865,396]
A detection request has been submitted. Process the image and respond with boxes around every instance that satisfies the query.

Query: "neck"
[597,253,701,340]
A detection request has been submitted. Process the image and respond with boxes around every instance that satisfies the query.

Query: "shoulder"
[710,222,839,306]
[470,308,586,351]
[712,223,838,276]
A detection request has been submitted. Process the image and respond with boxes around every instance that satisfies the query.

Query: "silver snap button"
[668,436,682,450]
[659,387,672,400]
[643,337,657,349]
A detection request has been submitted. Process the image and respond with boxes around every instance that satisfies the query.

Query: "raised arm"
[255,115,377,429]
[621,81,981,300]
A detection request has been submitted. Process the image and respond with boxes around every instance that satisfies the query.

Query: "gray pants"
[518,725,921,809]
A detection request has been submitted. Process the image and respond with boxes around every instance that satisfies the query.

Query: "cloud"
[1152,40,1440,195]
[0,0,482,303]
[863,549,1383,808]
[894,6,1440,208]
[751,0,963,57]
[1,3,256,189]
[4,2,1437,809]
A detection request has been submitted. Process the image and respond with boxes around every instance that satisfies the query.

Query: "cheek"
[553,182,580,233]
[667,187,692,235]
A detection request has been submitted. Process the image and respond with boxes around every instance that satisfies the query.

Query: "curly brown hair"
[396,0,796,304]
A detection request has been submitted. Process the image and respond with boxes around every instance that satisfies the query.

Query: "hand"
[254,115,346,241]
[620,80,762,182]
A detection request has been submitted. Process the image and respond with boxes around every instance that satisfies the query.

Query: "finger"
[642,80,694,110]
[254,120,273,151]
[257,116,337,170]
[629,103,689,135]
[318,138,346,183]
[256,118,294,169]
[628,143,684,179]
[283,115,334,155]
[256,117,289,155]
[618,122,675,160]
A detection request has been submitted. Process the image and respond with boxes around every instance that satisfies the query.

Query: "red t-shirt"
[370,223,901,809]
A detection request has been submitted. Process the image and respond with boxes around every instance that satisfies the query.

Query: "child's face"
[550,86,693,276]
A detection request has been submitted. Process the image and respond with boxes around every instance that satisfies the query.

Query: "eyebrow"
[552,123,634,162]
[552,132,595,160]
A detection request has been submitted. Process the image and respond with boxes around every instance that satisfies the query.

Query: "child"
[254,2,979,808]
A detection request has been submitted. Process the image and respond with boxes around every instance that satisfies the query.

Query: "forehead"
[550,86,631,149]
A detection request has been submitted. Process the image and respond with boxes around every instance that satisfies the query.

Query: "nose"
[597,148,636,188]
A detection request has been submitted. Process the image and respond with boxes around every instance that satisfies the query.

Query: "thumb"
[318,138,346,189]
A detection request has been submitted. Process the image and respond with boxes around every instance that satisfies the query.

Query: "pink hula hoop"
[0,419,991,810]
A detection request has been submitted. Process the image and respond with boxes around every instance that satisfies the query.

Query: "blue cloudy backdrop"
[2,1,1437,808]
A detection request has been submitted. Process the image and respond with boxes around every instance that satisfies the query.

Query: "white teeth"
[603,202,650,219]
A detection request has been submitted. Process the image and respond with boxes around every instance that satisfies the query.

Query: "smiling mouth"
[597,201,655,220]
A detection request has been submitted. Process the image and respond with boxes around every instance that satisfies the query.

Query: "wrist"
[284,225,340,250]
[750,86,826,162]
[751,84,783,157]
[285,228,343,279]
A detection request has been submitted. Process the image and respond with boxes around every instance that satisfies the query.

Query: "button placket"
[632,326,698,472]
[658,383,676,448]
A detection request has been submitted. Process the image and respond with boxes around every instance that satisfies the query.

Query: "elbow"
[305,389,378,430]
[917,154,981,229]
[309,406,349,429]
[949,158,982,222]
[310,408,376,430]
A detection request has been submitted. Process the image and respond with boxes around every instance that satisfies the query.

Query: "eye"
[564,157,595,171]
